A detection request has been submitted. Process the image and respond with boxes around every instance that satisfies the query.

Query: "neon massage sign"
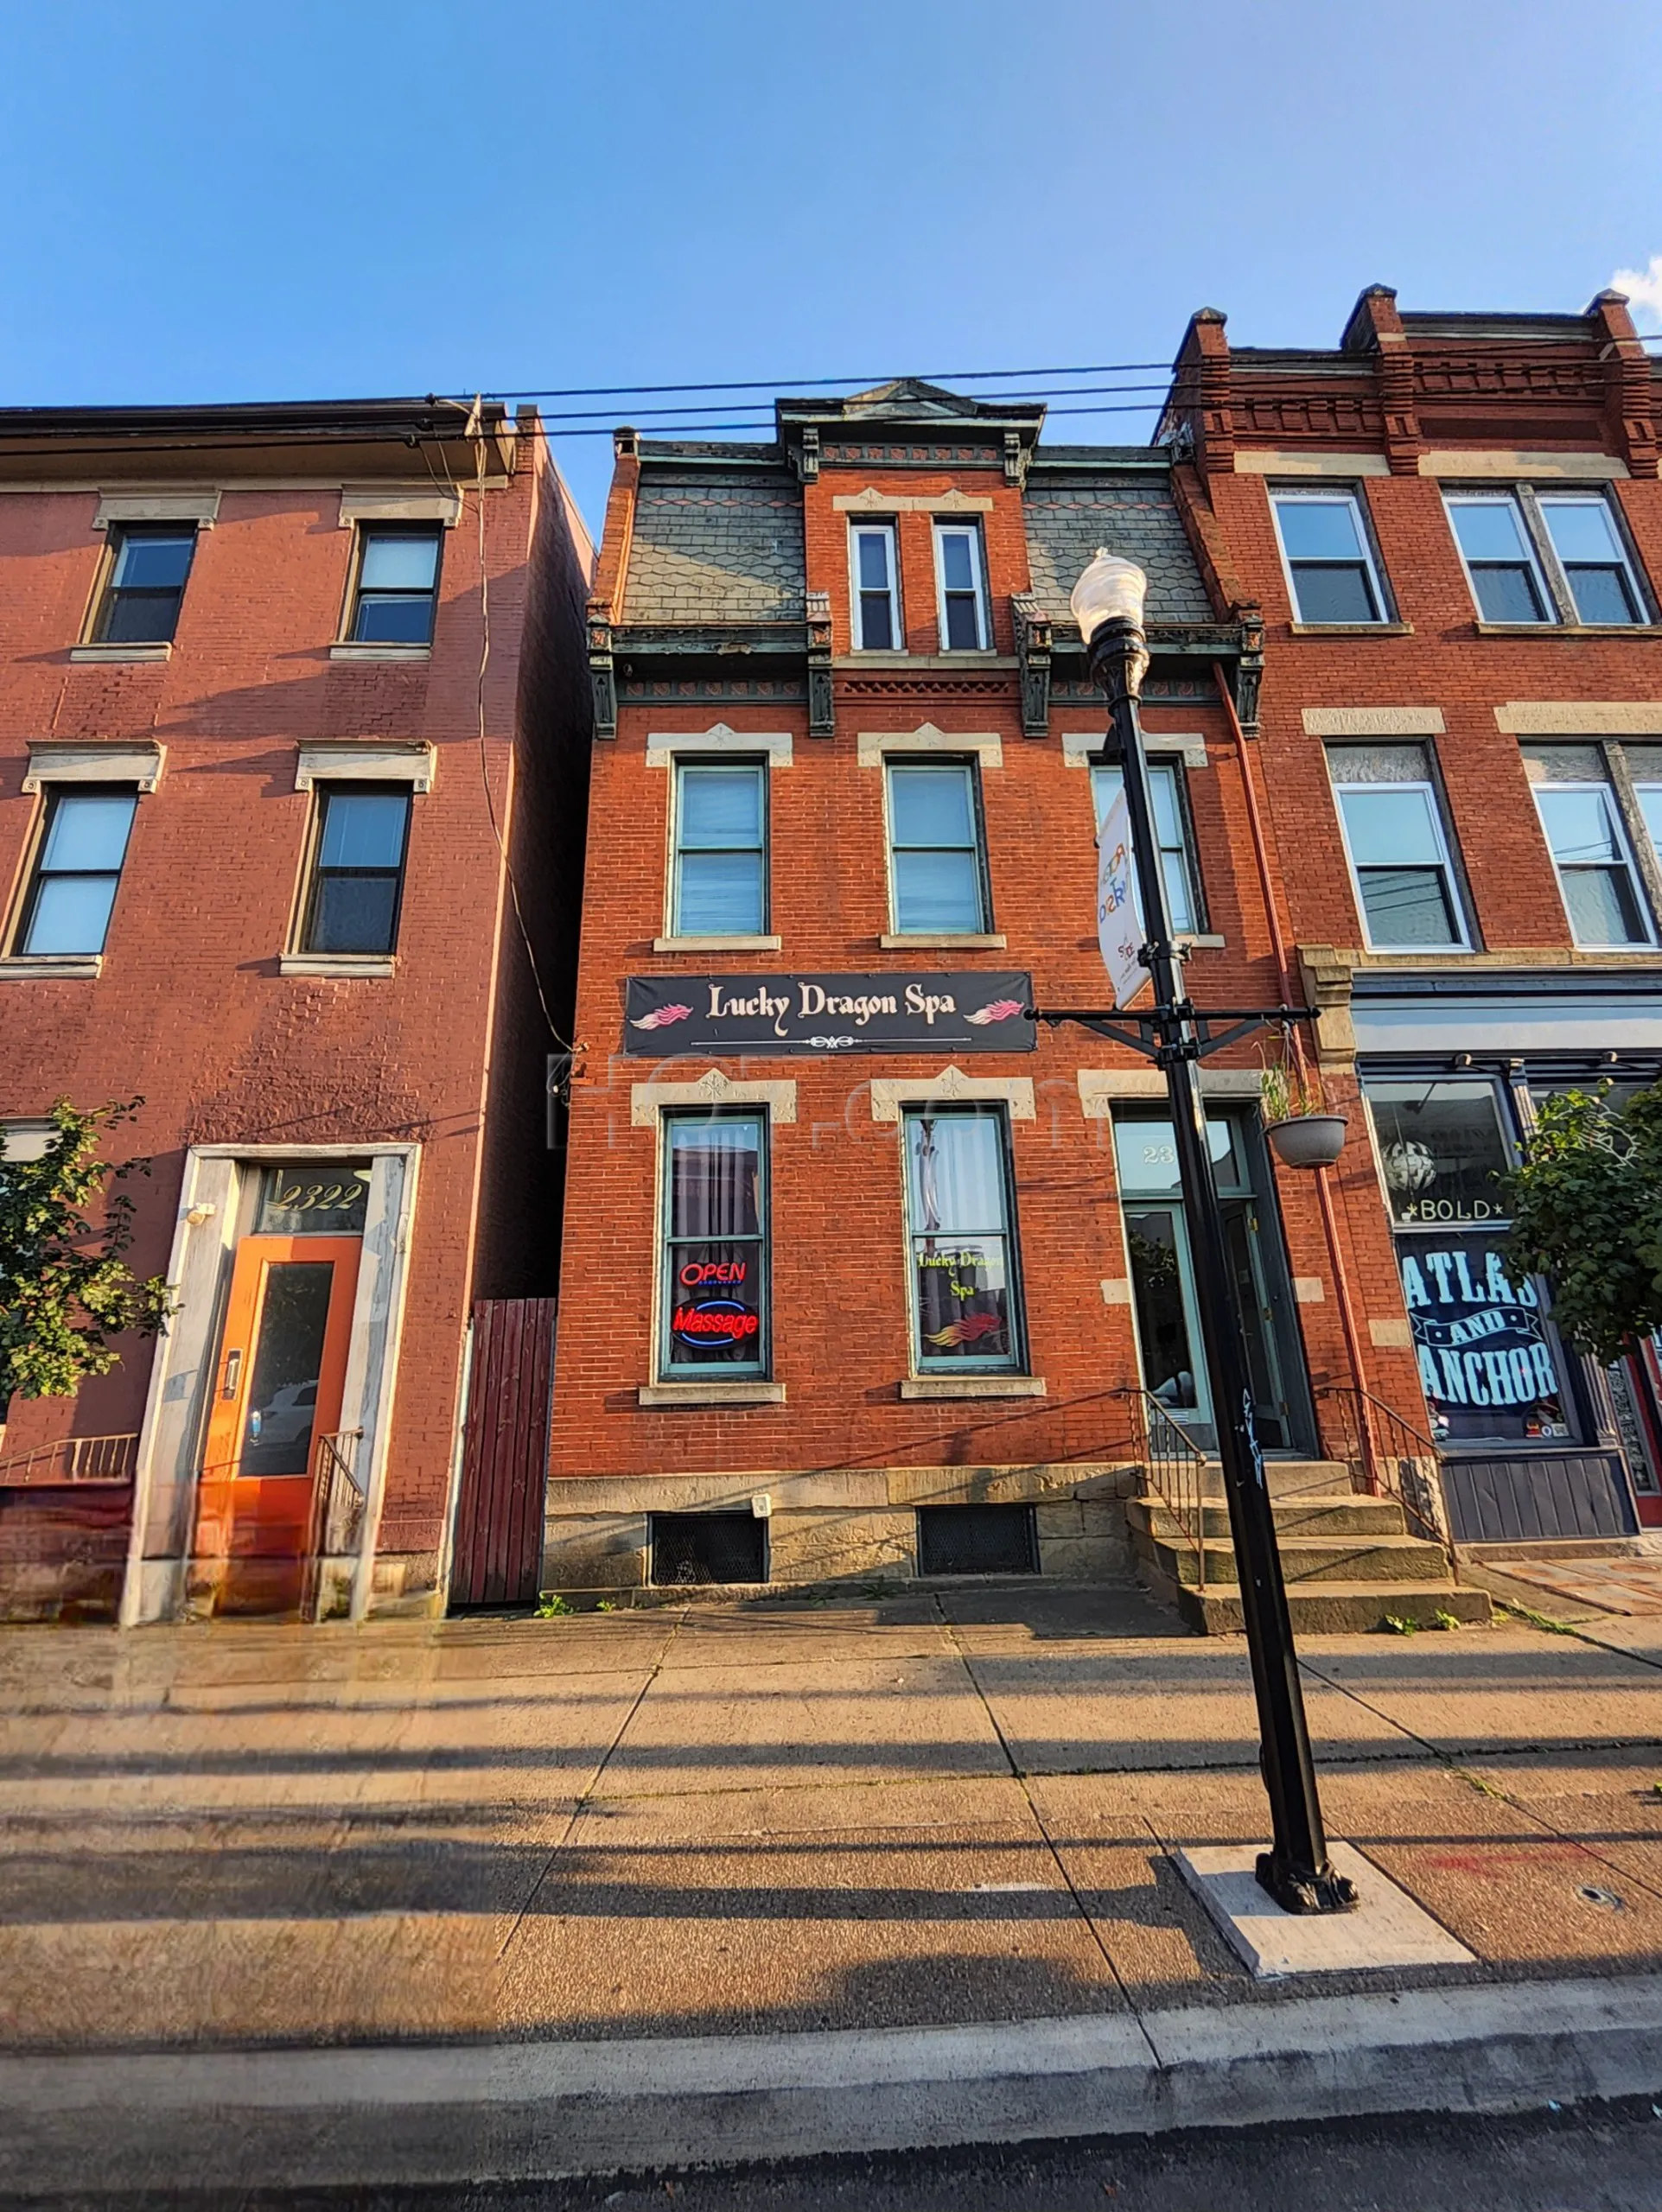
[672,1258,761,1349]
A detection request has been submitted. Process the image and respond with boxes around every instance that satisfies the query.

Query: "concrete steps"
[1130,1464,1493,1635]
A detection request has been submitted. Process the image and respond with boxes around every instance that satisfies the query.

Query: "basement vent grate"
[649,1511,767,1586]
[916,1503,1039,1577]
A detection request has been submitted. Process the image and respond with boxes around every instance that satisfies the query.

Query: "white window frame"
[932,519,989,652]
[850,519,901,652]
[1269,488,1389,626]
[1531,778,1657,950]
[1443,492,1557,626]
[1329,772,1472,953]
[1536,493,1649,626]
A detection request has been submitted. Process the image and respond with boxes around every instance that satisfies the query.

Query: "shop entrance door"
[194,1235,360,1613]
[1115,1111,1305,1452]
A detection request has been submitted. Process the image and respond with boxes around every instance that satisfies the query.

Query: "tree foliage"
[1502,1083,1662,1366]
[0,1098,175,1409]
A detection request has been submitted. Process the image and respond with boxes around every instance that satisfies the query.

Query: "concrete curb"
[3,1974,1661,2190]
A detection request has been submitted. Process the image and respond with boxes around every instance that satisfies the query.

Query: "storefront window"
[659,1113,768,1376]
[1363,1080,1569,1444]
[903,1108,1022,1370]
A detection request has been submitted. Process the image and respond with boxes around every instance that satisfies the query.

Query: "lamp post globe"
[1069,549,1149,641]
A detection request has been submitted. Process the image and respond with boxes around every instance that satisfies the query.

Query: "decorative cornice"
[630,1069,799,1125]
[22,739,165,793]
[869,1065,1035,1122]
[645,725,794,768]
[856,723,1002,767]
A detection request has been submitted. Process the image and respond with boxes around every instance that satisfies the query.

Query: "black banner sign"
[624,971,1036,1056]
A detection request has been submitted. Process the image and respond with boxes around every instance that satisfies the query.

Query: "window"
[902,1107,1023,1372]
[1633,779,1662,877]
[850,521,901,651]
[933,521,988,650]
[1270,493,1385,623]
[659,1112,768,1378]
[298,785,412,955]
[1538,496,1646,625]
[1445,495,1551,624]
[1091,760,1201,934]
[672,760,767,936]
[885,760,989,934]
[1328,745,1468,949]
[1530,772,1652,948]
[92,525,196,644]
[348,524,442,645]
[14,788,137,956]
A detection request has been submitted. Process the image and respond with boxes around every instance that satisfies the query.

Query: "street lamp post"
[1070,550,1358,1915]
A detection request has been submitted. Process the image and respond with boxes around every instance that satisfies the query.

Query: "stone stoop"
[1129,1462,1493,1635]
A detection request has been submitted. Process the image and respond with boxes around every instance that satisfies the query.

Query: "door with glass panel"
[902,1109,1023,1371]
[193,1166,367,1613]
[1113,1113,1302,1450]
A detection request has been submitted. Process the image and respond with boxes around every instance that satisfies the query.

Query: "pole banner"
[1097,785,1149,1009]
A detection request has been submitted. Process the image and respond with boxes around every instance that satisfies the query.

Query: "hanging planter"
[1260,1058,1348,1171]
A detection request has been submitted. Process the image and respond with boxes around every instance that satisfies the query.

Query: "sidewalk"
[2,1582,1660,2184]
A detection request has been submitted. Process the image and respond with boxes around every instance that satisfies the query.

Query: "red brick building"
[546,383,1411,1592]
[0,397,592,1620]
[1161,285,1662,1538]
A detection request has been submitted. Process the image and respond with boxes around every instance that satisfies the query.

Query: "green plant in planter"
[1259,1059,1324,1125]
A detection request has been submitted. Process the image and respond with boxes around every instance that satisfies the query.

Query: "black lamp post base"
[1256,1850,1362,1915]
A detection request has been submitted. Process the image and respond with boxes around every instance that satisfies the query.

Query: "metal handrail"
[302,1428,366,1619]
[0,1433,139,1487]
[1117,1385,1213,1595]
[1315,1382,1457,1580]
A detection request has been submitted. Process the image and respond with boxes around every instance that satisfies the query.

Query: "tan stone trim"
[833,486,995,512]
[1062,728,1209,768]
[1419,449,1628,481]
[328,642,430,663]
[1302,707,1445,738]
[92,490,220,531]
[1292,1277,1325,1304]
[23,740,165,793]
[876,932,1007,950]
[653,934,783,954]
[630,1070,798,1126]
[294,741,434,792]
[1077,1067,1260,1114]
[1497,702,1662,735]
[338,486,464,528]
[67,642,171,664]
[277,955,397,978]
[1100,1279,1134,1306]
[1370,1317,1414,1349]
[637,1381,786,1408]
[899,1375,1047,1400]
[0,955,101,981]
[0,1119,58,1161]
[1234,450,1390,478]
[856,724,1002,767]
[869,1066,1035,1122]
[645,724,794,769]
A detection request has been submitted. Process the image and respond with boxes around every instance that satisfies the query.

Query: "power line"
[472,361,1181,402]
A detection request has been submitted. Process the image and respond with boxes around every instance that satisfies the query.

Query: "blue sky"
[3,0,1658,530]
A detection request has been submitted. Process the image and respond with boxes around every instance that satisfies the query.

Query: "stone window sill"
[0,954,102,980]
[638,1381,786,1408]
[1474,621,1662,639]
[652,934,782,953]
[328,642,432,663]
[69,642,171,664]
[1287,622,1412,638]
[878,932,1008,950]
[277,954,397,978]
[899,1375,1047,1401]
[1177,932,1226,950]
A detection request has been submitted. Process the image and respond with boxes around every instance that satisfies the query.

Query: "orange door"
[194,1235,361,1613]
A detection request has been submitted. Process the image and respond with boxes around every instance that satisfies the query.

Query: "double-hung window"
[903,1107,1024,1372]
[885,759,990,934]
[850,521,901,651]
[348,524,443,645]
[671,760,767,937]
[1537,495,1647,625]
[659,1112,769,1378]
[13,788,137,957]
[1328,745,1468,950]
[1445,494,1552,623]
[1090,760,1202,935]
[92,525,197,644]
[933,521,988,650]
[298,785,413,955]
[1525,748,1653,947]
[1270,492,1386,623]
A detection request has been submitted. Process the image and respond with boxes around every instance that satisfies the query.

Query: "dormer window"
[850,521,901,651]
[933,521,988,650]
